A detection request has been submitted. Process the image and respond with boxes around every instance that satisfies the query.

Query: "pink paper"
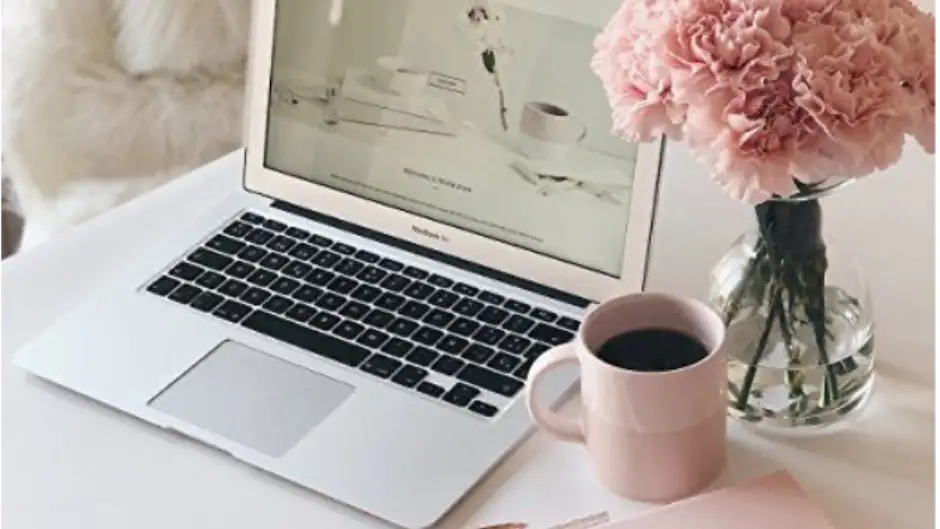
[607,471,836,529]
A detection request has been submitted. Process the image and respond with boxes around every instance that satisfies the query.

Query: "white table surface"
[3,147,934,529]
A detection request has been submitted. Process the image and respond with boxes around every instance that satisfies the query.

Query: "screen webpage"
[264,0,641,276]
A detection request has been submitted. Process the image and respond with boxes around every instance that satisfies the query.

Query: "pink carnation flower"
[592,0,936,204]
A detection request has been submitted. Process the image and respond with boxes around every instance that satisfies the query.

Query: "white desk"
[3,148,934,529]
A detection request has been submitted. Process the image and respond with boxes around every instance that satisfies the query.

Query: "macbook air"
[13,0,664,527]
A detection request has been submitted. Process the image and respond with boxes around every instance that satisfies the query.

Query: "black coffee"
[596,329,708,372]
[536,103,569,116]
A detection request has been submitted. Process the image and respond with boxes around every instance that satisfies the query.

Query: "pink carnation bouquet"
[593,0,934,424]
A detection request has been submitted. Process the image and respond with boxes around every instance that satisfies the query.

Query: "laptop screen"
[263,0,641,277]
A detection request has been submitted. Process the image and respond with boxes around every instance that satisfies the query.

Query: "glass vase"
[707,184,875,433]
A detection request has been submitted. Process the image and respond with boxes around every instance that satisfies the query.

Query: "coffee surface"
[596,328,708,372]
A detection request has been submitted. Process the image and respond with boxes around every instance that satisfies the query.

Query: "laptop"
[14,0,664,527]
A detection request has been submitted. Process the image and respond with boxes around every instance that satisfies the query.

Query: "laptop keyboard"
[144,211,581,419]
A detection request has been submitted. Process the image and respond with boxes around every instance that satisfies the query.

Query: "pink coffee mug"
[525,292,727,503]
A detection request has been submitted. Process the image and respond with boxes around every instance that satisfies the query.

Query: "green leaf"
[481,49,497,74]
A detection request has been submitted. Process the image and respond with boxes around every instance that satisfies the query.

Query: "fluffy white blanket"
[2,0,251,248]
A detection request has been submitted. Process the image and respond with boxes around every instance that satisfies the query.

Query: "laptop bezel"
[242,0,665,302]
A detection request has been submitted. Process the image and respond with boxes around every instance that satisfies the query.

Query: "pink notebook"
[605,471,836,529]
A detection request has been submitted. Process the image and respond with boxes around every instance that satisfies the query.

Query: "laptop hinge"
[270,200,593,309]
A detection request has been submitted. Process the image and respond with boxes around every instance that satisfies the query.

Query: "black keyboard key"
[168,284,202,304]
[427,290,459,309]
[270,277,300,295]
[391,365,428,388]
[334,320,365,340]
[309,234,332,247]
[557,317,581,331]
[243,311,369,367]
[293,285,323,303]
[206,234,246,255]
[443,383,480,408]
[259,253,289,271]
[376,292,406,311]
[412,326,444,346]
[147,276,180,296]
[505,300,531,313]
[339,300,370,320]
[453,283,479,296]
[312,251,341,268]
[469,401,499,418]
[406,347,438,367]
[282,260,313,279]
[262,219,287,232]
[531,309,558,323]
[428,274,454,288]
[356,266,387,284]
[478,305,509,325]
[514,357,535,379]
[305,268,335,286]
[498,334,531,355]
[245,228,275,245]
[315,292,346,311]
[381,337,413,358]
[224,261,255,279]
[195,270,227,289]
[357,329,389,349]
[237,245,266,263]
[472,326,505,346]
[327,277,358,295]
[247,269,277,287]
[364,309,395,329]
[335,258,365,277]
[448,318,480,337]
[437,335,468,355]
[240,212,264,224]
[388,318,419,338]
[529,323,575,346]
[478,291,505,305]
[423,309,455,328]
[224,221,253,238]
[399,301,430,319]
[354,249,380,263]
[458,365,524,397]
[488,353,521,373]
[310,312,341,330]
[431,355,465,376]
[417,381,446,398]
[403,282,435,300]
[503,314,535,334]
[286,227,310,240]
[350,284,382,303]
[213,300,252,323]
[285,303,316,322]
[525,342,551,358]
[287,243,317,261]
[219,279,249,298]
[190,292,224,312]
[379,258,404,271]
[462,344,495,364]
[380,274,410,292]
[169,262,203,281]
[453,298,484,317]
[403,266,429,280]
[262,295,293,314]
[238,285,271,307]
[332,242,356,255]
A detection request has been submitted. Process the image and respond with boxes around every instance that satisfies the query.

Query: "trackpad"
[149,340,354,457]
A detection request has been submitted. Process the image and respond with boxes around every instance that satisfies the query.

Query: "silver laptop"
[14,0,663,527]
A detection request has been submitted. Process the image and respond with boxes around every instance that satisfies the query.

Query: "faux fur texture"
[2,0,252,246]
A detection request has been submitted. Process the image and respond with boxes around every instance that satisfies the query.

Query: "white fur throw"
[2,0,252,247]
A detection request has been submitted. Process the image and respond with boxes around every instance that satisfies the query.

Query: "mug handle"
[525,343,585,444]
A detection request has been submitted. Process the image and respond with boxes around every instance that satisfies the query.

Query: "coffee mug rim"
[576,292,726,376]
[523,100,575,120]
